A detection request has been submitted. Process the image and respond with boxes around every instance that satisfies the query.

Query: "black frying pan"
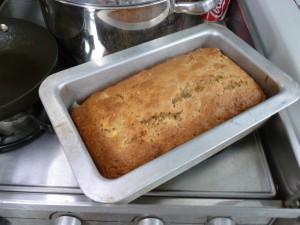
[0,18,58,120]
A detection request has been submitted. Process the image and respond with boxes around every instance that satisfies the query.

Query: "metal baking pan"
[39,23,300,204]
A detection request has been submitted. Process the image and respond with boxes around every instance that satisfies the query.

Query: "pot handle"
[173,0,218,15]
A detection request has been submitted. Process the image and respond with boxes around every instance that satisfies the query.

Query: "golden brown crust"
[71,48,266,179]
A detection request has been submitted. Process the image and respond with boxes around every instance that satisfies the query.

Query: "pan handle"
[172,0,218,15]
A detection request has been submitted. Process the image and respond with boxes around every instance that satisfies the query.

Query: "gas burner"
[0,101,53,153]
[0,112,32,136]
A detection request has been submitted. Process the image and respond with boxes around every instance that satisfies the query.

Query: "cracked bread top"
[71,48,266,179]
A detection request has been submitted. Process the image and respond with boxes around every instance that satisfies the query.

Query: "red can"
[201,0,231,22]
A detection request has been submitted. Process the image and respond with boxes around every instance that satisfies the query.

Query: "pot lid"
[54,0,166,8]
[54,0,219,11]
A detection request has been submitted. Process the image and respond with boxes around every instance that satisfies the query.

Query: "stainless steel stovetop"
[1,0,300,225]
[0,0,276,199]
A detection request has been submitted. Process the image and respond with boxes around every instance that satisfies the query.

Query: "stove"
[1,0,300,225]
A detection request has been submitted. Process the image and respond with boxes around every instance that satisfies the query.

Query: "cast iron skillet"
[0,18,58,120]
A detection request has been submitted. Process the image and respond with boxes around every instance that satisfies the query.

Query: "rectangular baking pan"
[39,23,300,204]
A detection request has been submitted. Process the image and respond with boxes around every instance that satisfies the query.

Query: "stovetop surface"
[0,129,276,198]
[0,0,276,200]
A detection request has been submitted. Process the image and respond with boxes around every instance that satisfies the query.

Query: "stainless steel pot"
[94,3,184,53]
[39,0,217,65]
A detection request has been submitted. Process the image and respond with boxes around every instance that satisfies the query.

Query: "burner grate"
[0,101,53,153]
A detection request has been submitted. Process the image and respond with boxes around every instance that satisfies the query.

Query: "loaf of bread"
[71,48,266,179]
